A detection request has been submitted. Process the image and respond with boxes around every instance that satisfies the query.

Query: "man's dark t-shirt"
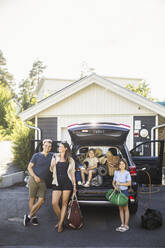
[30,152,53,180]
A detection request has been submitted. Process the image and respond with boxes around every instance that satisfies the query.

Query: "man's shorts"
[29,176,46,199]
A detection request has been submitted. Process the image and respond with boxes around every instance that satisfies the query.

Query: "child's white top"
[113,170,131,190]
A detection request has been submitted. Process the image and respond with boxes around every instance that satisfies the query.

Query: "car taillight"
[129,166,137,176]
[129,195,135,202]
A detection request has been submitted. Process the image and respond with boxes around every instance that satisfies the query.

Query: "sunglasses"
[43,139,53,144]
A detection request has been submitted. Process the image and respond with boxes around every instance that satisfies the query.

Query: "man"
[23,139,53,226]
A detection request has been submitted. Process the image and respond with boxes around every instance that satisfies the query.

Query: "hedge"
[12,119,35,171]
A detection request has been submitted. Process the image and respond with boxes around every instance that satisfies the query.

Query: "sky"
[0,0,165,100]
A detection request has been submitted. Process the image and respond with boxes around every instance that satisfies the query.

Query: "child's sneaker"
[84,181,90,187]
[124,225,129,231]
[116,224,125,232]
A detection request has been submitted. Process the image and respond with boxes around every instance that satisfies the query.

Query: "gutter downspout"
[24,121,41,140]
[151,124,165,156]
[16,101,41,141]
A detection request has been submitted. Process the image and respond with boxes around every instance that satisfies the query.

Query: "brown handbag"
[66,193,83,229]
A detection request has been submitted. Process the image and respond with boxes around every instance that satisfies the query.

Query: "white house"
[19,73,165,155]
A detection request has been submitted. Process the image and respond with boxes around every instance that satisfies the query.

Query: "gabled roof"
[19,73,165,121]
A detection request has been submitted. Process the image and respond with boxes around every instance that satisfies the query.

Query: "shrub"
[12,119,35,171]
[0,126,12,141]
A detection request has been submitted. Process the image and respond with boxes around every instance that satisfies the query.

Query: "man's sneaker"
[23,214,30,227]
[31,216,39,226]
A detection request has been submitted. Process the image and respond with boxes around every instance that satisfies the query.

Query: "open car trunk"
[68,122,130,146]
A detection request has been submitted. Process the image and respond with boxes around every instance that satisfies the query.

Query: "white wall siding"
[39,83,153,117]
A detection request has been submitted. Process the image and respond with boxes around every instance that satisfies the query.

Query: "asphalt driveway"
[0,184,165,248]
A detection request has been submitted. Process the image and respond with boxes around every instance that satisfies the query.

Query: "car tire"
[97,165,108,177]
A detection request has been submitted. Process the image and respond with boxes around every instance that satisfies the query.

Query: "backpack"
[66,193,83,229]
[141,208,163,230]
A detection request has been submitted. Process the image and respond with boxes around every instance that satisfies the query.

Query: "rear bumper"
[77,189,137,205]
[78,200,111,206]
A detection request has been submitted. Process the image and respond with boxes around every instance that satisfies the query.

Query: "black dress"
[52,161,73,191]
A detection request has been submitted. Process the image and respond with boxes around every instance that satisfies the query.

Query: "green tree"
[0,50,15,92]
[0,50,17,140]
[126,82,156,101]
[19,60,46,111]
[29,60,46,85]
[19,78,37,111]
[0,85,17,138]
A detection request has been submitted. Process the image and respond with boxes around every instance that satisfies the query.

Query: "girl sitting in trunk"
[81,148,98,187]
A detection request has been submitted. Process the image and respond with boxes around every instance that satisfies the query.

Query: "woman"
[81,148,98,187]
[112,158,131,232]
[50,142,76,232]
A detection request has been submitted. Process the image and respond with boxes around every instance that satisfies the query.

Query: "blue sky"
[0,0,165,100]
